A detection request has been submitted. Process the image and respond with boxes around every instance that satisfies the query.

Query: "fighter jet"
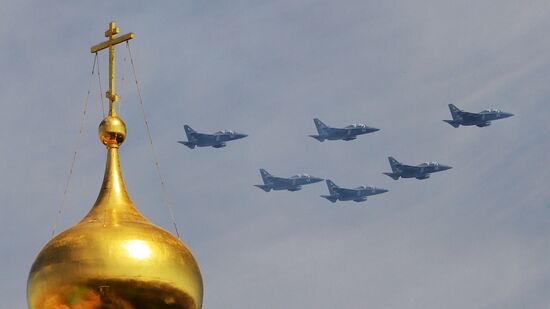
[309,118,379,142]
[383,156,452,180]
[443,104,514,128]
[254,169,323,192]
[178,125,247,149]
[321,180,388,203]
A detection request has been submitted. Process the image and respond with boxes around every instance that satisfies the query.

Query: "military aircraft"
[383,156,452,180]
[321,180,388,203]
[443,104,514,128]
[309,118,379,142]
[254,169,323,192]
[178,125,248,149]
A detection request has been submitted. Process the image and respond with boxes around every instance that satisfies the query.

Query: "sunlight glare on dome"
[125,240,152,260]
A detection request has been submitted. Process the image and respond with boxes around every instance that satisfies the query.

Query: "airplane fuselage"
[384,157,452,180]
[310,119,380,142]
[256,170,323,192]
[265,177,321,191]
[180,126,248,149]
[457,112,509,126]
[320,127,379,141]
[444,104,513,128]
[331,189,379,202]
[193,133,244,147]
[396,164,450,179]
[322,180,388,203]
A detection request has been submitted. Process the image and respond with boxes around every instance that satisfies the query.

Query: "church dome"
[27,22,203,309]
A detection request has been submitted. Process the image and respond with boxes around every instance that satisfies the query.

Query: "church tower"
[27,22,203,308]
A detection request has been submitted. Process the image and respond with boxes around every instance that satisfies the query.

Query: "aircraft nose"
[502,112,514,118]
[236,133,248,139]
[377,188,389,194]
[370,127,380,132]
[311,176,324,183]
[441,165,453,171]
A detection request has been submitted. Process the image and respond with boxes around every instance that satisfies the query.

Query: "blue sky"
[1,1,549,308]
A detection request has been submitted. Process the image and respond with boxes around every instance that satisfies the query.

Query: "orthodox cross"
[90,22,134,116]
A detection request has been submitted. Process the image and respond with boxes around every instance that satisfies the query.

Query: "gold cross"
[90,21,134,116]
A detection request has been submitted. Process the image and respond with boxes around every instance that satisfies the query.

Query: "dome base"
[33,278,197,309]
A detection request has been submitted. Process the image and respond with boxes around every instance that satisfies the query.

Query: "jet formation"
[254,169,323,192]
[309,118,379,142]
[178,125,247,149]
[443,104,514,128]
[180,103,512,204]
[383,156,452,180]
[321,180,388,203]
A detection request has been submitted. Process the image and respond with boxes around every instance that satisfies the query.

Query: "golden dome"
[27,22,203,309]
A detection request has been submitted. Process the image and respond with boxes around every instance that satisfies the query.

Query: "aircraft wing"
[400,164,420,173]
[193,132,212,139]
[272,177,292,184]
[328,127,348,134]
[461,111,483,119]
[336,187,359,195]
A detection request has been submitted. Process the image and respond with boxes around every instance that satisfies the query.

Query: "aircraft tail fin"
[254,185,272,192]
[326,179,339,195]
[443,120,460,128]
[177,141,196,149]
[259,168,272,184]
[309,135,325,142]
[184,125,198,141]
[321,195,338,203]
[313,118,329,134]
[383,172,400,180]
[388,156,401,173]
[448,104,463,121]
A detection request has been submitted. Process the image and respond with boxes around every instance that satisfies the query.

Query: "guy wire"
[51,54,97,238]
[126,41,181,238]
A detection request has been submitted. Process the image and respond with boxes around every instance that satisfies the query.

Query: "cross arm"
[90,33,135,53]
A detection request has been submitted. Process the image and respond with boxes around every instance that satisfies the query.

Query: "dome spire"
[89,21,138,223]
[92,21,134,148]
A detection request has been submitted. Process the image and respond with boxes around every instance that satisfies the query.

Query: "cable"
[118,44,128,115]
[96,52,106,117]
[126,41,182,238]
[51,54,97,238]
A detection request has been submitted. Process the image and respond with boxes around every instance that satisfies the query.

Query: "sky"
[1,1,549,308]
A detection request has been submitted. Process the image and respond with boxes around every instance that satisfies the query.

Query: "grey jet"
[178,125,247,149]
[383,156,452,180]
[444,104,514,128]
[321,180,388,203]
[255,169,323,192]
[309,118,379,142]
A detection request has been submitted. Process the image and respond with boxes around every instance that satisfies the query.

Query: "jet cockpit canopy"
[346,123,367,129]
[420,162,439,167]
[216,129,234,135]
